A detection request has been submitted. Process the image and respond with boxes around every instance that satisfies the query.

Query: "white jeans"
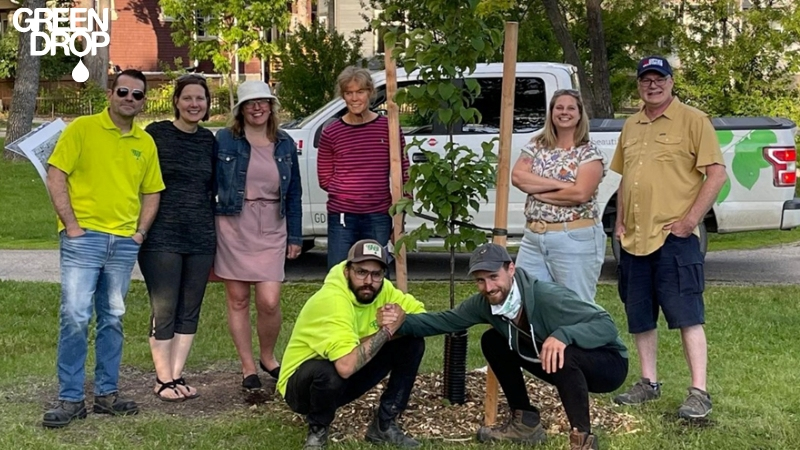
[515,223,606,302]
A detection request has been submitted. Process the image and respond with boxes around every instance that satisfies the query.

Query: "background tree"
[376,0,504,404]
[491,0,674,114]
[160,0,291,109]
[4,0,46,159]
[0,29,83,82]
[673,0,800,123]
[275,21,362,119]
[85,0,111,89]
[539,0,598,115]
[536,0,675,117]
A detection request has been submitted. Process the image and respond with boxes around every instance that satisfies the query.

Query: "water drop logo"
[72,59,89,83]
[12,8,111,82]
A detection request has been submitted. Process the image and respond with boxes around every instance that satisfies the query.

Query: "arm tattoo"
[354,327,392,372]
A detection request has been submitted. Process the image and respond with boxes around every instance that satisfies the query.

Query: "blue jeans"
[515,223,606,302]
[326,213,392,270]
[57,230,140,401]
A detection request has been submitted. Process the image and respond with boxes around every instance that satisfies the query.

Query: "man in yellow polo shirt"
[278,240,426,449]
[42,69,164,428]
[610,56,727,420]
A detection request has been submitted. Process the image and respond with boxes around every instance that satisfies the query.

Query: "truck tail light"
[763,147,797,187]
[297,139,304,155]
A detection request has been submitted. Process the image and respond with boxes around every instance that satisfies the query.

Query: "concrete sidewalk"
[3,244,800,285]
[0,249,143,283]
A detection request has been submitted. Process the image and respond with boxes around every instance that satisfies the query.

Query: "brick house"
[0,0,315,85]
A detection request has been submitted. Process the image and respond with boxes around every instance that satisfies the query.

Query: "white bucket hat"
[232,80,278,117]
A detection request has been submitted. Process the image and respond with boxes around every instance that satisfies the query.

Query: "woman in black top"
[140,75,216,401]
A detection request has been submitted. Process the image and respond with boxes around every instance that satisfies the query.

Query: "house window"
[194,11,217,40]
[463,77,547,134]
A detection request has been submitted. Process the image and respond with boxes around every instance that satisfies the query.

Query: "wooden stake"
[484,21,518,427]
[384,42,408,293]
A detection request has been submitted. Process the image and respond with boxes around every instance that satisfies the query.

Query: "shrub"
[275,22,362,120]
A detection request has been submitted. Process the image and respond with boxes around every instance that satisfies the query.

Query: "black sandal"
[174,377,200,400]
[155,378,185,403]
[242,374,262,391]
[259,360,281,379]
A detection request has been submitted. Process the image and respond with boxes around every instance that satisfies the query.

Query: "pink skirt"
[214,199,287,282]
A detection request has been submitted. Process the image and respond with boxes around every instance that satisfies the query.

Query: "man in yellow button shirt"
[42,69,164,428]
[610,56,727,420]
[278,240,426,449]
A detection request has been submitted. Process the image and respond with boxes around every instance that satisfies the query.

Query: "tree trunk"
[86,0,111,89]
[540,0,595,117]
[227,71,235,112]
[5,0,46,160]
[586,0,613,118]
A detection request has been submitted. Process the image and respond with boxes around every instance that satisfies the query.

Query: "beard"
[349,279,383,304]
[482,286,510,305]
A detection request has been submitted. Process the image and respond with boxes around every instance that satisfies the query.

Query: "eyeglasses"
[115,87,145,101]
[244,99,271,109]
[352,267,385,282]
[637,77,671,87]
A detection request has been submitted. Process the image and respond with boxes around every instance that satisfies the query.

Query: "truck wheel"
[610,222,708,264]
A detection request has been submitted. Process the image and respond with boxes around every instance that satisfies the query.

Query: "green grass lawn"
[0,149,59,249]
[0,281,799,449]
[2,148,799,251]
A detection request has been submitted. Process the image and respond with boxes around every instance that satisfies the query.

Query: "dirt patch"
[15,367,639,442]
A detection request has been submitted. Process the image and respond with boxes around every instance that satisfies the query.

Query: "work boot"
[42,400,87,428]
[93,393,139,416]
[613,377,661,405]
[304,425,329,449]
[365,414,421,447]
[476,409,547,445]
[569,428,599,450]
[677,387,712,419]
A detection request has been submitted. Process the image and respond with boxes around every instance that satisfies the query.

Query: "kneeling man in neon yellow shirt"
[278,240,426,449]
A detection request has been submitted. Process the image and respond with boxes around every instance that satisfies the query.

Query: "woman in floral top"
[511,89,606,302]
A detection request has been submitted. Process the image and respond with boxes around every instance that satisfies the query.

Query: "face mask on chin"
[490,281,521,320]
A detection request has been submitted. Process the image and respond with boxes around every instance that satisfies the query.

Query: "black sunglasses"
[115,87,145,101]
[177,73,207,82]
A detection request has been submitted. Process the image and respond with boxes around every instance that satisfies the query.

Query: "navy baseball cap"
[468,243,513,275]
[637,56,672,78]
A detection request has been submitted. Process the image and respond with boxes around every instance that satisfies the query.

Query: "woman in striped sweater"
[317,67,409,270]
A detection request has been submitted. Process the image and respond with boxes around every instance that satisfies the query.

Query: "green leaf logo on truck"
[716,129,778,203]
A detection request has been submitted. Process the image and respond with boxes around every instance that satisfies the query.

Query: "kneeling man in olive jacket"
[382,243,628,450]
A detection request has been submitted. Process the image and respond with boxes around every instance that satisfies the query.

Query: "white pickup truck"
[283,62,800,257]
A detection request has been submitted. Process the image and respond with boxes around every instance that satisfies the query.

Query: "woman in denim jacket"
[214,81,302,391]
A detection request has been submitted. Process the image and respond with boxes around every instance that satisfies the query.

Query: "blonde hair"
[534,89,590,149]
[227,99,279,142]
[336,66,376,101]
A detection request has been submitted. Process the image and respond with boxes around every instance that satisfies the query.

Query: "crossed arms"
[511,153,603,207]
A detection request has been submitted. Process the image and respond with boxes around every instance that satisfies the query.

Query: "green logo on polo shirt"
[131,149,142,160]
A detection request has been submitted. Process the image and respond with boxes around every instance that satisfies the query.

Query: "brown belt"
[527,218,598,234]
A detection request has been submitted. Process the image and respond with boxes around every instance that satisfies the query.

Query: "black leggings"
[138,251,214,340]
[285,336,425,428]
[481,328,628,433]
